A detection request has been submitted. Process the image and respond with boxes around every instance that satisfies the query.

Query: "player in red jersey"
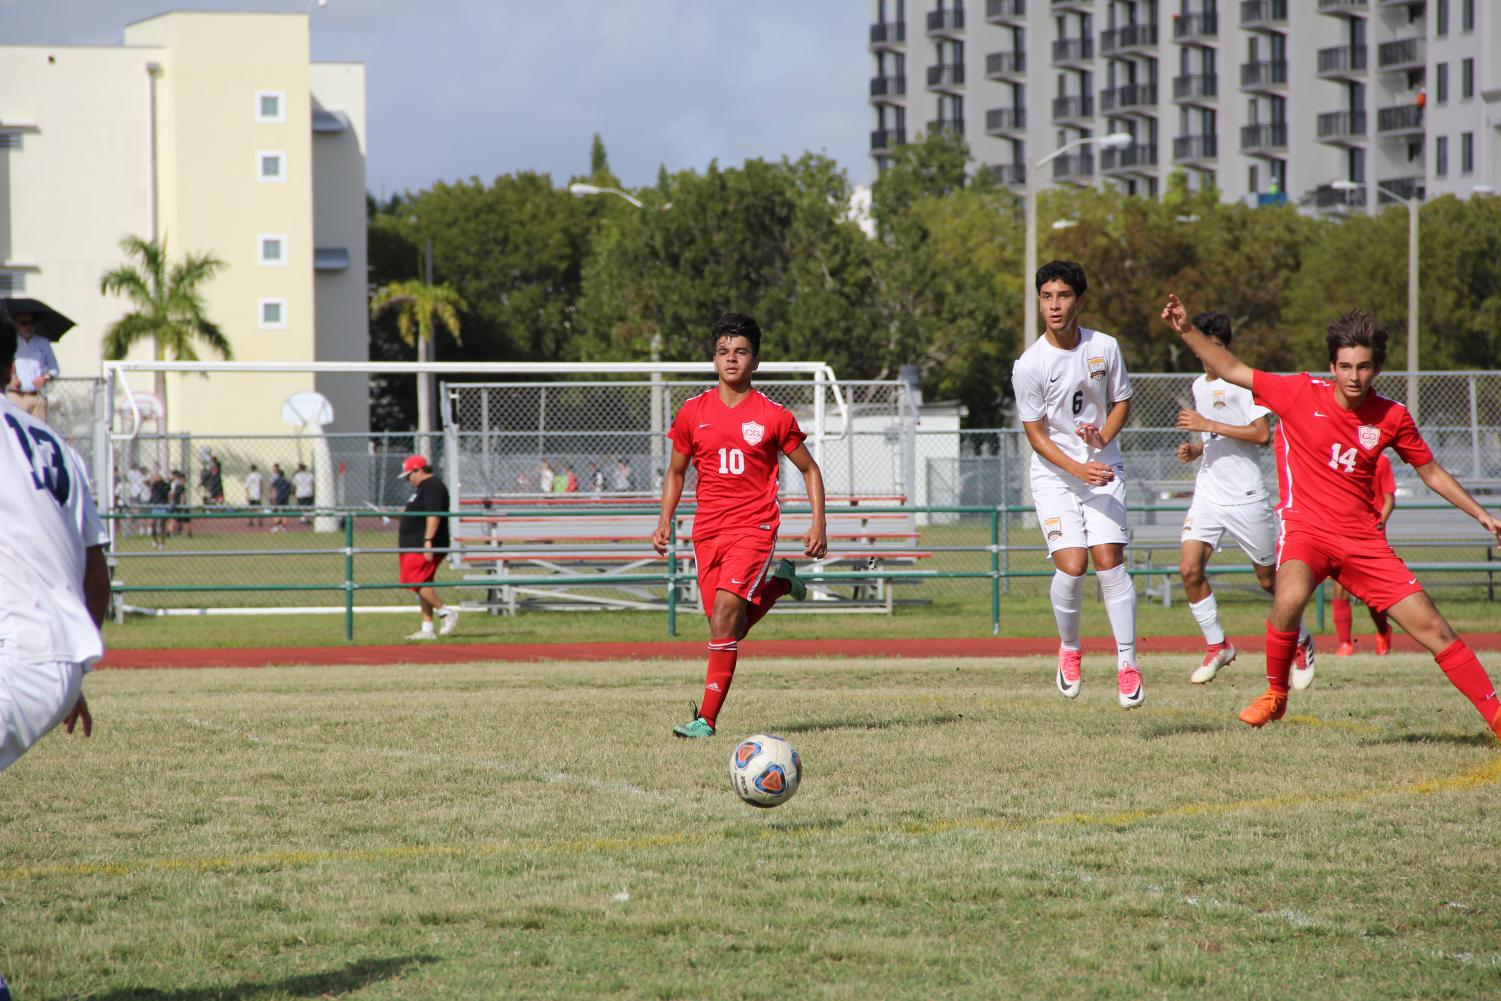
[1162,294,1501,738]
[1330,453,1398,659]
[652,313,828,738]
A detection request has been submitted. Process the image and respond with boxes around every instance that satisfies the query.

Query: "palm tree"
[370,279,466,443]
[99,235,230,424]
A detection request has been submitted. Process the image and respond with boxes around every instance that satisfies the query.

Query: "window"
[257,151,285,182]
[1436,135,1448,177]
[1436,63,1448,103]
[1461,132,1474,174]
[1436,0,1448,36]
[258,299,288,330]
[1462,0,1474,31]
[1462,59,1474,99]
[258,235,287,266]
[1248,164,1259,192]
[255,91,284,123]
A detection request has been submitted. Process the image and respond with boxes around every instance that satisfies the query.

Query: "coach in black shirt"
[397,454,458,640]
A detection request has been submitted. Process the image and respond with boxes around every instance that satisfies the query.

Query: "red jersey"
[1252,372,1431,539]
[1372,454,1396,514]
[667,388,807,539]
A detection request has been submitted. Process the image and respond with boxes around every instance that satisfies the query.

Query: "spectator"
[589,462,605,493]
[293,462,314,522]
[201,452,225,505]
[564,465,579,492]
[148,468,171,548]
[612,458,633,492]
[552,465,569,494]
[396,454,457,640]
[5,311,60,421]
[169,470,192,538]
[269,463,292,533]
[515,470,532,494]
[538,460,555,493]
[126,464,148,535]
[244,464,264,527]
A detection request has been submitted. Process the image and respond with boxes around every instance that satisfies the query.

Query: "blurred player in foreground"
[1174,311,1312,685]
[1011,261,1143,708]
[653,313,827,738]
[1331,453,1397,657]
[0,309,110,772]
[1162,294,1501,737]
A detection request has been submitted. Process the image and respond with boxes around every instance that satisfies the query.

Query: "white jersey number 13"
[6,413,72,504]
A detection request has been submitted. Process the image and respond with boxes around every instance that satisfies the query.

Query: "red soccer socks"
[1264,622,1300,695]
[745,576,791,631]
[1332,598,1353,647]
[1435,639,1501,727]
[699,638,739,727]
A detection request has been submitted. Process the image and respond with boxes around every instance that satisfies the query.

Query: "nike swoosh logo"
[730,578,743,584]
[1313,411,1328,417]
[698,423,712,428]
[1407,578,1417,585]
[1049,375,1062,383]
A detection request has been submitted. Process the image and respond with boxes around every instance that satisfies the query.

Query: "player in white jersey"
[1011,260,1143,708]
[0,309,110,773]
[1174,312,1313,684]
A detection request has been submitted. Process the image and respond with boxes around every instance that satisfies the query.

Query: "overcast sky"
[0,0,873,197]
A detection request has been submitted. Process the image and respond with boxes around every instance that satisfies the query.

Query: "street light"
[1332,179,1421,419]
[569,181,646,209]
[1024,132,1132,349]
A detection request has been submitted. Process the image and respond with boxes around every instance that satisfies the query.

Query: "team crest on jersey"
[741,421,765,446]
[1044,516,1063,543]
[1357,425,1380,450]
[1088,357,1106,381]
[1212,389,1227,409]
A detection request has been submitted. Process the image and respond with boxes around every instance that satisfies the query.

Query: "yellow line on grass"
[5,756,1498,883]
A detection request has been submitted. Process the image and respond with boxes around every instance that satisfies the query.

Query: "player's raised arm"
[785,444,827,559]
[652,448,691,555]
[1162,294,1255,391]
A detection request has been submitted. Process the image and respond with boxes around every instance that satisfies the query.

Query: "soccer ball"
[729,733,802,808]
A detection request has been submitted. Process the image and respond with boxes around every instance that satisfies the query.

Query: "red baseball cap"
[397,454,429,480]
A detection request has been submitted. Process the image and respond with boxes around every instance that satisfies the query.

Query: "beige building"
[0,11,368,434]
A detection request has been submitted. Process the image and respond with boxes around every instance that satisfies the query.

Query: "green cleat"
[770,558,808,602]
[672,702,716,739]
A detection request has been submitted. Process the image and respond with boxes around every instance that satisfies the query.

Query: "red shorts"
[693,532,778,616]
[1277,528,1424,612]
[399,551,439,591]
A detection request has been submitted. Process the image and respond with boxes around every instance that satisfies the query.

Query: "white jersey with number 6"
[0,399,109,667]
[1011,327,1133,490]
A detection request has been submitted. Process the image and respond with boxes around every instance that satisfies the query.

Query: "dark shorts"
[1277,528,1425,613]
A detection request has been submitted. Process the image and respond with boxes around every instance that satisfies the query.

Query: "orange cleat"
[1375,629,1393,656]
[1335,641,1357,657]
[1238,689,1289,728]
[1489,707,1501,743]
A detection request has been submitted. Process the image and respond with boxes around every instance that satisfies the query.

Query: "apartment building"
[868,0,1500,212]
[0,11,369,434]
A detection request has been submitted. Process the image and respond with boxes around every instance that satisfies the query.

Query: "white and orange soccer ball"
[728,733,802,808]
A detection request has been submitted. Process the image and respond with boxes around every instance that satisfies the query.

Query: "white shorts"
[0,660,84,772]
[1181,496,1276,566]
[1032,471,1129,554]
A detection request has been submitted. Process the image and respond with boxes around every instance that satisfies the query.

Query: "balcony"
[1241,122,1288,151]
[1376,103,1424,135]
[926,8,965,35]
[1316,46,1368,78]
[1051,0,1095,7]
[986,107,1027,133]
[1101,142,1158,171]
[869,21,907,46]
[986,50,1027,78]
[1317,0,1368,11]
[870,128,907,151]
[1173,12,1218,39]
[986,0,1026,22]
[1317,110,1368,141]
[1173,134,1218,161]
[927,64,966,89]
[1241,60,1288,89]
[869,75,907,99]
[1101,83,1159,113]
[1100,23,1159,55]
[1241,0,1288,27]
[1377,38,1424,71]
[1052,151,1096,181]
[1172,73,1218,101]
[1377,177,1424,203]
[1310,183,1367,210]
[1052,37,1095,64]
[1052,94,1095,119]
[926,117,966,137]
[986,162,1027,186]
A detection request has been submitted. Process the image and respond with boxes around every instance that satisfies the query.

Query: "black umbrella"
[0,298,77,340]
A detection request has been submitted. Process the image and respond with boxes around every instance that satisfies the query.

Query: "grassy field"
[4,653,1500,999]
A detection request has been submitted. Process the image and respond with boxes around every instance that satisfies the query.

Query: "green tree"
[99,235,230,423]
[369,279,467,437]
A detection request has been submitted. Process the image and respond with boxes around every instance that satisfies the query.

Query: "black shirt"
[400,475,451,550]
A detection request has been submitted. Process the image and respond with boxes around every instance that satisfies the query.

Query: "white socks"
[1050,570,1084,651]
[1190,593,1225,645]
[1096,564,1137,670]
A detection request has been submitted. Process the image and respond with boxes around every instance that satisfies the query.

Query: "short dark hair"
[1035,260,1088,296]
[711,312,762,356]
[1192,311,1233,346]
[1326,310,1387,368]
[0,308,15,374]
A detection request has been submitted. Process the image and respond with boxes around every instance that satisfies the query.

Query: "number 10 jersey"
[1011,327,1134,491]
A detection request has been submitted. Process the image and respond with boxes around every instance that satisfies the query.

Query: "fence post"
[990,505,1000,635]
[344,513,355,641]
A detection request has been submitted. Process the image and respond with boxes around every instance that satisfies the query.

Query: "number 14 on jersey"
[1329,444,1357,473]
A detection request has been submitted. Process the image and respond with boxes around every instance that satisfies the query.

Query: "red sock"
[1369,606,1390,635]
[699,637,738,727]
[1435,639,1501,724]
[1265,622,1299,695]
[745,576,791,631]
[1332,598,1353,645]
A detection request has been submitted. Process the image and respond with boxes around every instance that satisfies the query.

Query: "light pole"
[1024,132,1132,349]
[1332,179,1420,420]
